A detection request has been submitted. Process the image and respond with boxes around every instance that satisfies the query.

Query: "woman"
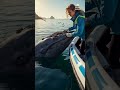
[66,4,85,54]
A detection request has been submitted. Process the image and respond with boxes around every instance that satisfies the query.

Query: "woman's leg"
[80,40,85,55]
[108,35,120,69]
[75,38,81,49]
[97,28,111,59]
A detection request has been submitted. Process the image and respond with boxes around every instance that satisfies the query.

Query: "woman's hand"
[66,33,72,37]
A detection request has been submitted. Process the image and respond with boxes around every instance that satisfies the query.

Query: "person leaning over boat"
[65,4,85,55]
[86,0,120,69]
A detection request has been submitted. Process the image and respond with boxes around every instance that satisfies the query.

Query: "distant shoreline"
[35,18,69,20]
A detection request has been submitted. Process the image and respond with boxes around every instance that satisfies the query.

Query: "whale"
[35,31,73,58]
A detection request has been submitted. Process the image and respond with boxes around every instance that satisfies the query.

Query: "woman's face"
[68,9,75,17]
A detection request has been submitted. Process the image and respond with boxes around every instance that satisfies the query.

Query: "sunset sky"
[35,0,85,19]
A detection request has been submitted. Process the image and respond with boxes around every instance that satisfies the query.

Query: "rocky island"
[50,16,55,19]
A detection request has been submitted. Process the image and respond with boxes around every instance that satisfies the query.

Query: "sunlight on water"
[35,19,72,45]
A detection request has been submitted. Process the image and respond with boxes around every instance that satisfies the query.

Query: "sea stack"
[50,16,55,19]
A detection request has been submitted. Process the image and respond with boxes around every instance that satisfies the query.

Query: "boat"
[86,25,120,90]
[69,36,85,90]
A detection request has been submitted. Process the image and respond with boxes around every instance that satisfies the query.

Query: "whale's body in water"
[35,31,73,58]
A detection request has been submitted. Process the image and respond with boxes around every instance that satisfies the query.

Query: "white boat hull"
[69,37,85,90]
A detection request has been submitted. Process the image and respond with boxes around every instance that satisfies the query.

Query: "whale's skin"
[35,31,73,58]
[0,25,34,89]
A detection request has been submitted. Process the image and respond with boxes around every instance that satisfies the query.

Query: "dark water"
[0,0,34,89]
[35,52,80,90]
[0,0,34,43]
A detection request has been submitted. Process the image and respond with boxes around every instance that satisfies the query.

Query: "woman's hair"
[66,4,75,18]
[66,4,84,18]
[67,4,75,11]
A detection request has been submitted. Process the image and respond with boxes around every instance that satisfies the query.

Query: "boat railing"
[86,25,120,90]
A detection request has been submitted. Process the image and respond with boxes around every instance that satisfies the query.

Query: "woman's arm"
[68,24,77,31]
[72,17,85,38]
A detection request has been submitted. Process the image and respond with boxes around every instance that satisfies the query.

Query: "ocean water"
[35,19,80,90]
[0,0,34,43]
[35,19,72,45]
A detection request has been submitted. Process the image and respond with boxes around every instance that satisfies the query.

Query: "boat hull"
[69,37,85,90]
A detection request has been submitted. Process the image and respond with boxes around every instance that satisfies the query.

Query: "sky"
[35,0,85,19]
